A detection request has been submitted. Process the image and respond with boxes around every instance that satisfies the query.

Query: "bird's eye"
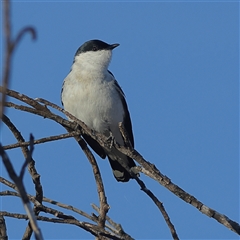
[92,46,97,51]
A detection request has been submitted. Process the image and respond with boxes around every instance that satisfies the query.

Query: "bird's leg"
[91,129,96,136]
[106,130,115,149]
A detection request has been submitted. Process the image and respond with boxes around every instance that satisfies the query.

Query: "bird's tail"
[107,150,136,182]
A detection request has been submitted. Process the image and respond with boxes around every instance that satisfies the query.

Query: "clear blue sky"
[1,1,239,239]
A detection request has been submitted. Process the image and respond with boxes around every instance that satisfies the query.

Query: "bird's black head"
[75,39,119,57]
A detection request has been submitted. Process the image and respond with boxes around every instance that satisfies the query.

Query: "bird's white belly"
[62,77,124,137]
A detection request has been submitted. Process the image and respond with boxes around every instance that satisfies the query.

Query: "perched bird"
[61,39,136,182]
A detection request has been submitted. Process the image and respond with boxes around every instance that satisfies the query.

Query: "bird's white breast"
[62,69,124,138]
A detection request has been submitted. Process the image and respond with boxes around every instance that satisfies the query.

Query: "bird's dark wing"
[113,79,134,147]
[108,70,134,147]
[106,79,136,182]
[82,134,106,159]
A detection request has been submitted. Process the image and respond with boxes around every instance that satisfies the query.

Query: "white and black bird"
[61,39,136,182]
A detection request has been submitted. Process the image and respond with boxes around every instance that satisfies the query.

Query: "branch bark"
[0,216,8,240]
[1,88,240,236]
[1,1,239,237]
[0,177,133,239]
[0,139,43,240]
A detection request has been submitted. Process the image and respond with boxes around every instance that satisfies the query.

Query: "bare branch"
[0,180,99,226]
[0,177,17,191]
[1,89,240,236]
[1,0,36,120]
[1,0,238,238]
[118,122,179,239]
[33,98,110,229]
[13,26,36,48]
[35,98,95,136]
[0,1,178,239]
[0,139,43,240]
[1,88,51,114]
[75,136,109,229]
[42,196,97,222]
[19,134,34,180]
[0,211,125,240]
[3,131,81,150]
[0,190,93,223]
[1,105,109,236]
[0,216,8,240]
[0,93,77,130]
[2,89,240,235]
[117,125,240,235]
[1,115,43,239]
[1,0,12,120]
[0,181,134,239]
[92,204,134,240]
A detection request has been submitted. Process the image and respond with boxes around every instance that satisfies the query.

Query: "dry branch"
[76,136,109,229]
[1,87,240,235]
[0,177,132,239]
[3,131,81,150]
[92,204,134,240]
[0,139,43,240]
[1,1,239,237]
[0,216,8,240]
[1,0,36,120]
[2,114,44,239]
[0,211,124,240]
[0,0,175,239]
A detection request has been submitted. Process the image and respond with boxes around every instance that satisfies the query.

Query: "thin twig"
[0,176,17,190]
[1,88,51,114]
[43,196,97,222]
[19,134,34,180]
[92,204,134,240]
[1,0,36,120]
[0,211,124,240]
[75,135,109,228]
[0,184,95,223]
[35,98,89,131]
[0,190,75,220]
[1,96,77,130]
[1,89,240,235]
[0,177,116,234]
[119,123,179,238]
[0,216,8,240]
[2,115,44,239]
[35,98,110,229]
[0,139,43,240]
[1,0,12,120]
[3,131,81,150]
[13,26,36,48]
[117,124,240,235]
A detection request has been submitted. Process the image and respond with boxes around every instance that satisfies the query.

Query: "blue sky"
[1,1,239,239]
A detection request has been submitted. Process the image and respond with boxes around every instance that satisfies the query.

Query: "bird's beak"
[108,43,120,50]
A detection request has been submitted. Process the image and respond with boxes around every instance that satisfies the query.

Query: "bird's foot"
[131,166,140,177]
[106,131,115,149]
[91,129,96,136]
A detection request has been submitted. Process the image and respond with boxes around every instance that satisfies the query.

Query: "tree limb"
[0,140,43,240]
[0,216,8,240]
[1,89,239,235]
[1,0,36,120]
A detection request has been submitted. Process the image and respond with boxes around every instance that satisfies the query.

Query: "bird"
[61,39,136,182]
